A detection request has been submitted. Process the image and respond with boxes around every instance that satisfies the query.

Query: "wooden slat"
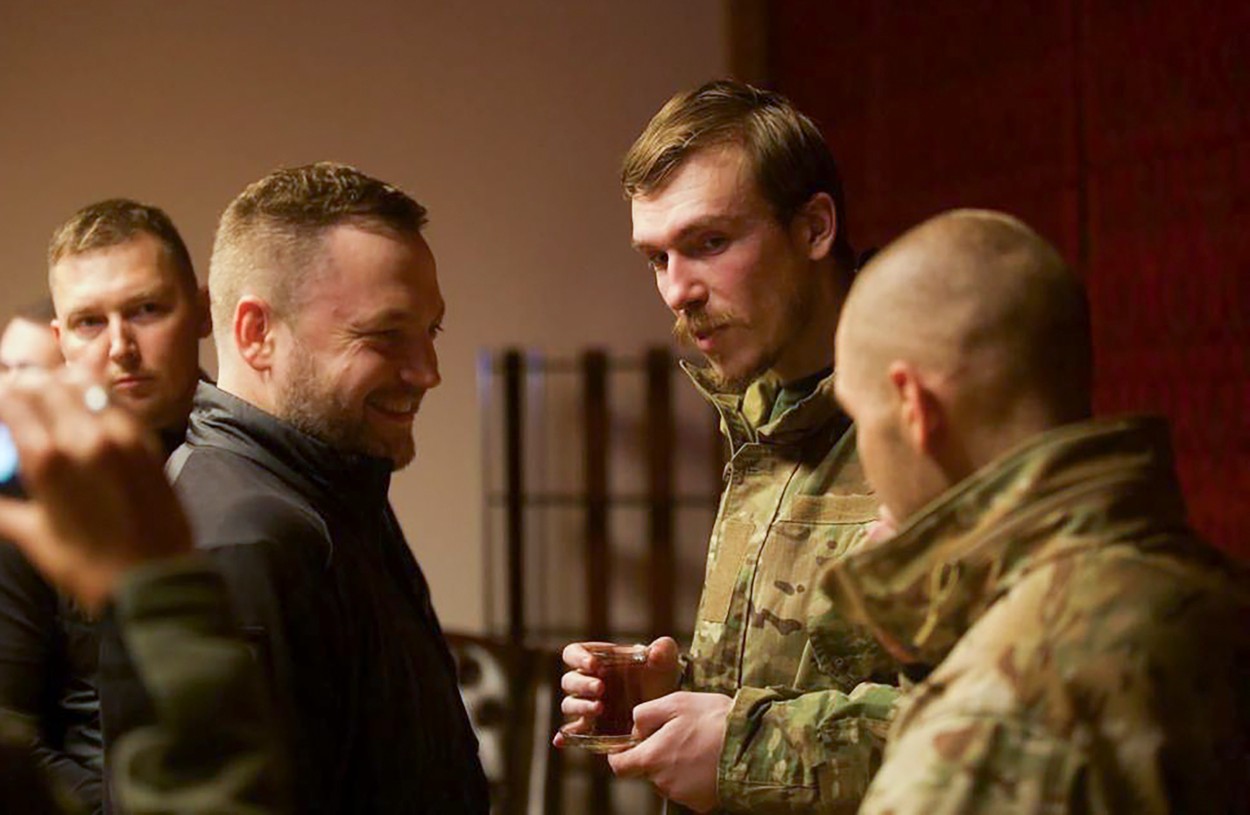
[582,350,610,639]
[645,347,675,641]
[503,349,525,648]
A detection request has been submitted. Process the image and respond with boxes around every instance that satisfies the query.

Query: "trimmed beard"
[275,340,416,470]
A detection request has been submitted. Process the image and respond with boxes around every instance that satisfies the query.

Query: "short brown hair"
[209,161,427,335]
[623,79,856,272]
[47,198,196,290]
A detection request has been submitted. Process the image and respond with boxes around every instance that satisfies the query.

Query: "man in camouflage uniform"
[0,370,288,813]
[558,80,898,813]
[829,208,1250,813]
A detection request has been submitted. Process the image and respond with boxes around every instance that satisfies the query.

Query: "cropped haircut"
[622,79,856,272]
[47,198,196,290]
[209,162,427,336]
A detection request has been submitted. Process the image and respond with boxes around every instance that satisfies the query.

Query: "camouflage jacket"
[0,556,289,814]
[821,416,1250,814]
[681,364,899,815]
[109,556,289,814]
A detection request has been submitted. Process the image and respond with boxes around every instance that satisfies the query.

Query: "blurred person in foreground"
[0,200,210,812]
[0,369,286,814]
[558,80,898,814]
[826,208,1250,813]
[0,299,64,381]
[100,162,487,813]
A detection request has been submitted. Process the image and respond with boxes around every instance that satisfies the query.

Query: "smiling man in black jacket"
[110,162,488,813]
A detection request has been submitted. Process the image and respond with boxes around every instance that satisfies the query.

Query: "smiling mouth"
[367,397,421,421]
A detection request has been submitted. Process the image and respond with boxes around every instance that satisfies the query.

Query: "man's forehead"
[630,145,755,245]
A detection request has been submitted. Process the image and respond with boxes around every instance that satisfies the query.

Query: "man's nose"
[658,256,708,314]
[401,335,441,391]
[107,319,138,364]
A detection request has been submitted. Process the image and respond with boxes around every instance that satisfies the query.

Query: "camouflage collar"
[680,360,846,447]
[820,416,1185,667]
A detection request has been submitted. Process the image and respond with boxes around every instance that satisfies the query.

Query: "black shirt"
[0,543,102,812]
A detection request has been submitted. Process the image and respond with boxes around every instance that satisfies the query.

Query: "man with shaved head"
[0,300,63,381]
[827,209,1249,813]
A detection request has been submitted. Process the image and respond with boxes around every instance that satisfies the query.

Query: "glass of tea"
[560,643,648,753]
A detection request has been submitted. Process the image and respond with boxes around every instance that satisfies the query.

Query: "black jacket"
[105,383,488,814]
[0,545,101,811]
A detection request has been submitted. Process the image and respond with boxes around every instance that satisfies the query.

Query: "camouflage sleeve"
[856,708,1085,815]
[106,556,290,815]
[717,682,898,814]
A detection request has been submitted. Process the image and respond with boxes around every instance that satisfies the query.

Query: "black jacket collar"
[185,382,393,511]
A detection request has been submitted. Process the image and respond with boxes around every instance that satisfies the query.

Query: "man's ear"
[795,192,837,261]
[196,285,212,339]
[50,319,62,344]
[888,360,943,454]
[234,296,277,372]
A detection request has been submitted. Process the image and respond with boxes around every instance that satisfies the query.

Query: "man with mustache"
[558,80,898,814]
[0,200,209,813]
[100,162,488,813]
[827,209,1249,813]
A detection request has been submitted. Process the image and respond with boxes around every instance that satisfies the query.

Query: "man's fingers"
[647,636,680,668]
[0,383,54,483]
[0,496,41,552]
[561,670,603,698]
[607,736,655,778]
[561,641,617,672]
[631,693,682,736]
[560,696,601,718]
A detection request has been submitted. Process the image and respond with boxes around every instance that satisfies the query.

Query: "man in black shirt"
[119,162,487,813]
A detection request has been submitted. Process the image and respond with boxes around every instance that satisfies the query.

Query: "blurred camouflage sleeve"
[718,682,898,814]
[107,555,290,815]
[856,708,1086,815]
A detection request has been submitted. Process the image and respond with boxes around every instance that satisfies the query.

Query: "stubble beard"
[674,276,815,393]
[276,341,416,470]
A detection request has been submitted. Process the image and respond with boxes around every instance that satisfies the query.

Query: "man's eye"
[429,322,444,339]
[647,252,668,272]
[73,317,106,333]
[698,235,728,253]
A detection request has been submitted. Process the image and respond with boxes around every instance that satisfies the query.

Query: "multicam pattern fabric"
[680,363,898,814]
[821,416,1250,814]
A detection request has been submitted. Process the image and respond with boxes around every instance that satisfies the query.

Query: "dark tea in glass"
[562,643,647,753]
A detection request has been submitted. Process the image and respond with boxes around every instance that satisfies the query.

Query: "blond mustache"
[673,310,739,345]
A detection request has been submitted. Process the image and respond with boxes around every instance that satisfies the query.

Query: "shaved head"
[834,209,1092,519]
[843,209,1090,423]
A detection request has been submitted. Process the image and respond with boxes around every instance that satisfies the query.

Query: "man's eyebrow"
[632,215,740,252]
[63,286,172,319]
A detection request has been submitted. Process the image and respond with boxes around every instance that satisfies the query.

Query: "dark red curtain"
[768,0,1249,558]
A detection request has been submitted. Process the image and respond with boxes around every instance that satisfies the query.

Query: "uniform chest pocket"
[752,494,886,686]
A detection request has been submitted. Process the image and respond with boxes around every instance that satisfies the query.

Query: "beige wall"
[0,2,728,631]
